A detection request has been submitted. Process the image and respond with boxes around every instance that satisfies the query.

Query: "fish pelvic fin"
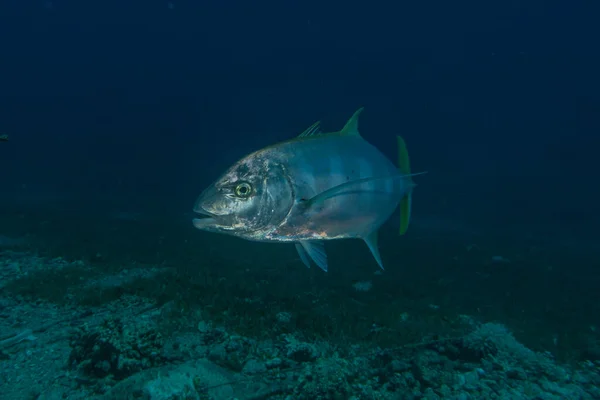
[295,243,312,268]
[397,135,413,235]
[297,241,328,272]
[363,230,384,270]
[339,107,364,137]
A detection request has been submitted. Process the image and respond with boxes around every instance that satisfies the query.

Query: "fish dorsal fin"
[363,230,384,270]
[297,121,322,137]
[296,108,364,139]
[339,107,364,137]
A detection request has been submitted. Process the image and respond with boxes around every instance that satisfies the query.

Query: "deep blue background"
[0,1,598,240]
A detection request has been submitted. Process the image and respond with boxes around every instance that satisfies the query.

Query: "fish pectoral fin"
[303,172,427,210]
[303,175,400,209]
[295,243,312,268]
[298,241,328,272]
[363,231,384,270]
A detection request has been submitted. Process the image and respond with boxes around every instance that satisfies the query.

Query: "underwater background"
[0,1,599,399]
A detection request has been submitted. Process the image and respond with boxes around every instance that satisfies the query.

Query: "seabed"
[1,201,599,399]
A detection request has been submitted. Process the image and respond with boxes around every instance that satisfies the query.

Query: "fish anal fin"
[299,241,328,272]
[363,231,384,270]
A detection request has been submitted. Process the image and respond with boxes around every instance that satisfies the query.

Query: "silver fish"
[192,108,418,271]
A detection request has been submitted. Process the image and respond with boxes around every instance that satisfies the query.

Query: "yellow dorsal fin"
[339,107,364,137]
[297,121,322,137]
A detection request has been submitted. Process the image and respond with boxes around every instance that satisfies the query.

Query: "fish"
[0,134,8,142]
[192,108,419,271]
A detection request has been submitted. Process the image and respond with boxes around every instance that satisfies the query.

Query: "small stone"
[276,312,292,324]
[286,343,318,362]
[463,370,479,387]
[242,359,267,375]
[266,357,283,369]
[197,321,210,333]
[208,344,226,363]
[454,374,466,388]
[390,359,410,372]
[506,368,527,380]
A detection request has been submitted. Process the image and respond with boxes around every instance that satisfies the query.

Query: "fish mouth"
[192,209,217,229]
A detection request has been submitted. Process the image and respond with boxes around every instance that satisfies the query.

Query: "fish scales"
[267,134,404,241]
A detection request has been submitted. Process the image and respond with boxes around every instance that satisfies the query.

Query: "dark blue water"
[0,2,599,398]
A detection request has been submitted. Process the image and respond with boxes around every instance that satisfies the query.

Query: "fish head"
[192,150,294,237]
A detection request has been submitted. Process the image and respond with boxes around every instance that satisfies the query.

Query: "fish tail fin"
[397,136,413,235]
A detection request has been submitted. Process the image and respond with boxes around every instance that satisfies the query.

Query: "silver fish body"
[193,108,417,271]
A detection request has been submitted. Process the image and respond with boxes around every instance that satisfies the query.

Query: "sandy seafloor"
[1,199,599,399]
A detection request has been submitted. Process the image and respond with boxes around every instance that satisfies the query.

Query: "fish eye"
[234,182,252,198]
